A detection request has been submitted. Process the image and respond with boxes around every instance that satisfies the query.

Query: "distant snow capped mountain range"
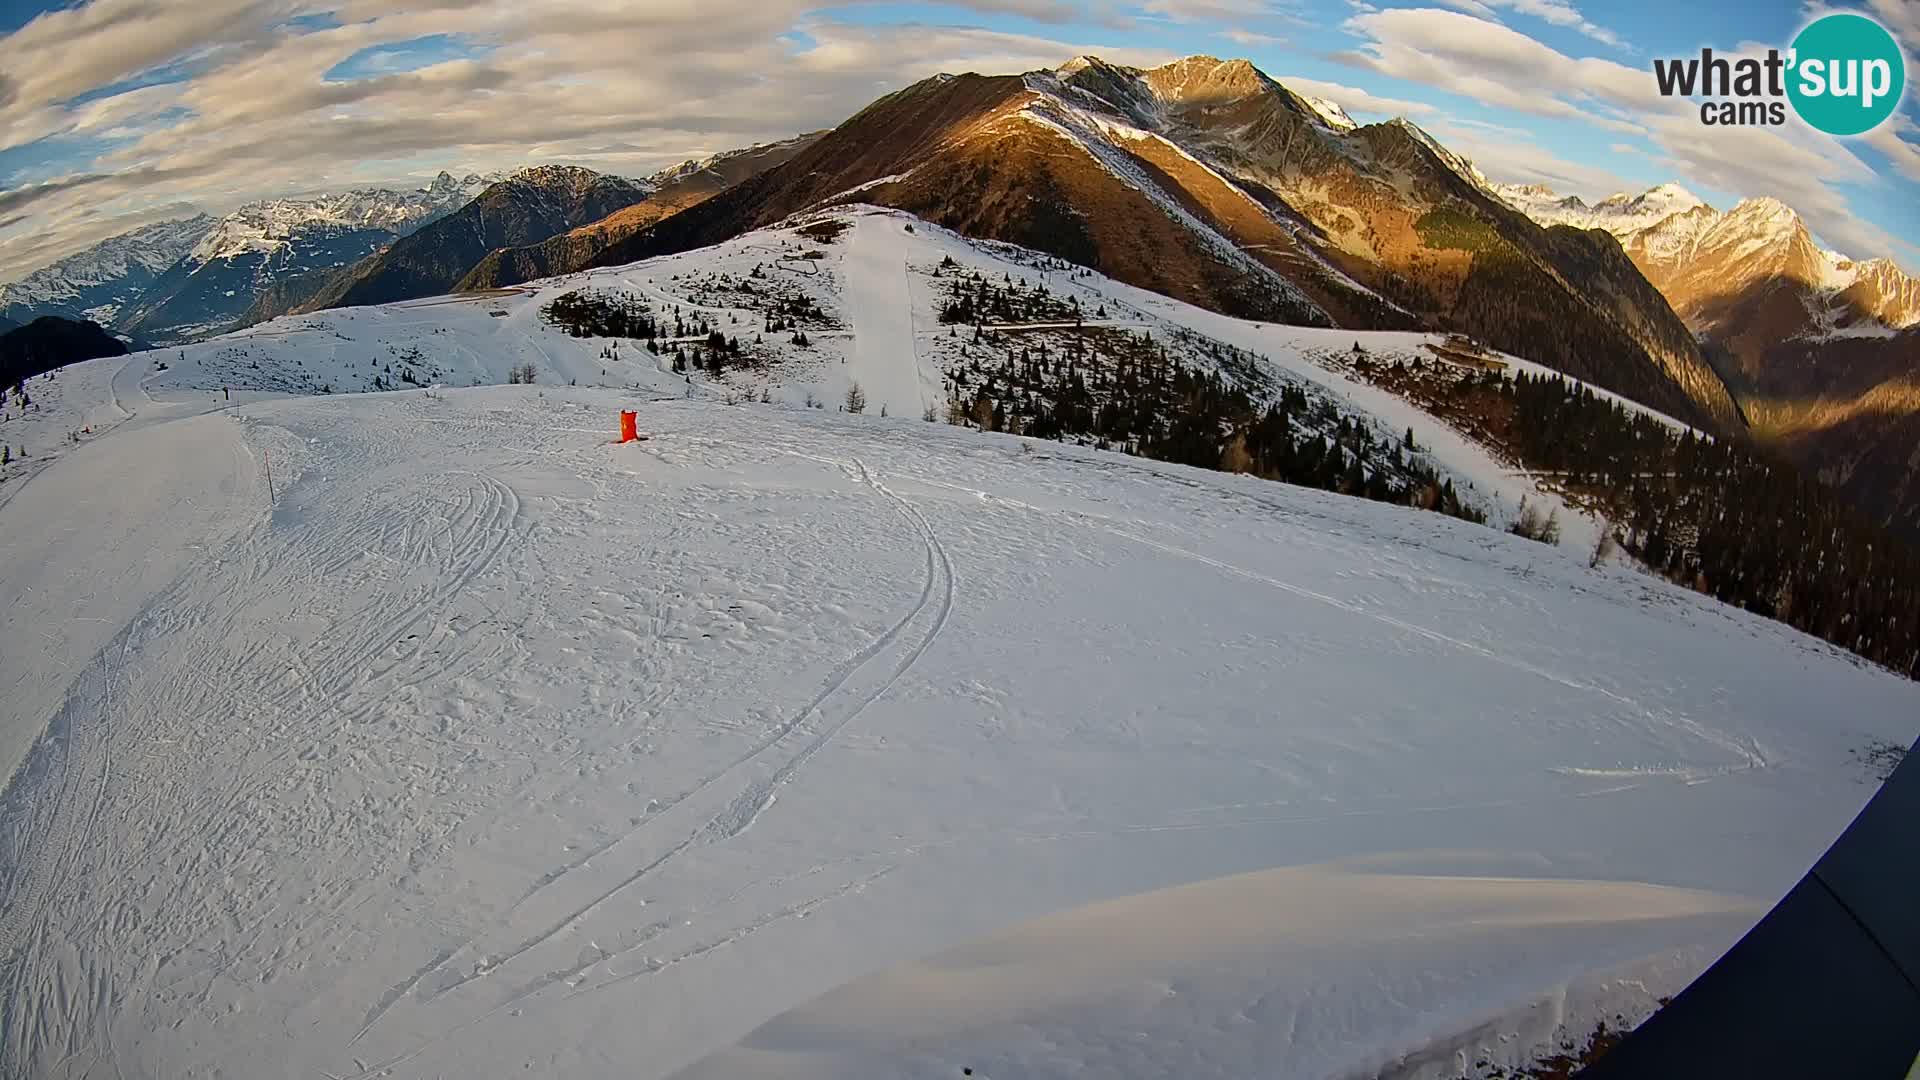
[1495,182,1706,236]
[1,152,828,344]
[0,172,501,342]
[185,172,498,264]
[0,215,216,327]
[280,165,655,315]
[1493,181,1920,337]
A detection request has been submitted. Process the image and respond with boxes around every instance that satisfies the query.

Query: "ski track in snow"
[0,210,1916,1079]
[345,449,955,1065]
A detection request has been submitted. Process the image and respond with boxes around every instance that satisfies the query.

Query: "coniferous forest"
[1355,354,1920,678]
[940,322,1487,527]
[542,288,754,375]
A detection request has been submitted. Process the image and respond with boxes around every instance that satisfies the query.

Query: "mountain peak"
[1303,96,1358,131]
[1715,197,1809,250]
[1726,195,1796,222]
[1640,182,1703,205]
[646,133,825,190]
[497,166,651,206]
[1494,181,1715,242]
[1386,118,1492,191]
[1143,55,1274,103]
[1622,183,1708,220]
[186,181,485,265]
[508,164,604,185]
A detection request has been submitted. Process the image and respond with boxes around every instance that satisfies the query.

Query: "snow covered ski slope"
[0,209,1916,1078]
[133,207,1663,541]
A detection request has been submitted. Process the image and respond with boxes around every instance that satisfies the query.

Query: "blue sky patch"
[323,33,486,83]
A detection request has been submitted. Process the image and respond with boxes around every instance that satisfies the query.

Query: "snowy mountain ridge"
[185,174,498,264]
[1494,181,1920,333]
[646,138,817,187]
[1386,116,1494,194]
[505,164,650,198]
[0,214,216,324]
[1303,95,1359,131]
[1495,181,1707,235]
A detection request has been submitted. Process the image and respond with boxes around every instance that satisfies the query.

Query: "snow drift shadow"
[670,857,1761,1080]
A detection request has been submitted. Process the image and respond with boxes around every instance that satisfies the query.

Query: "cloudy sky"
[1,0,1916,280]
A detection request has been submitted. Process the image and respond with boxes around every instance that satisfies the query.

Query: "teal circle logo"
[1787,13,1905,136]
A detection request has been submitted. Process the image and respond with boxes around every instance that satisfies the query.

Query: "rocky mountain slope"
[292,166,654,314]
[0,215,215,327]
[582,55,1741,434]
[1499,183,1919,364]
[112,173,494,343]
[458,135,824,290]
[1498,181,1920,537]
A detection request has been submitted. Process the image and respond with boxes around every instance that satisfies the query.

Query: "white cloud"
[1273,75,1436,117]
[1425,119,1636,193]
[1500,0,1621,48]
[0,0,1909,277]
[1865,114,1920,182]
[1437,0,1621,48]
[1865,0,1920,50]
[0,1,1177,276]
[1144,0,1298,21]
[1336,6,1902,260]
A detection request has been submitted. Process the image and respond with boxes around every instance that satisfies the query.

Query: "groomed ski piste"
[1,208,1915,1079]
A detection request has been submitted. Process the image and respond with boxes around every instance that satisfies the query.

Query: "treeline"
[542,290,660,339]
[663,330,752,376]
[543,287,769,375]
[1383,358,1920,677]
[944,327,1485,525]
[936,261,1084,326]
